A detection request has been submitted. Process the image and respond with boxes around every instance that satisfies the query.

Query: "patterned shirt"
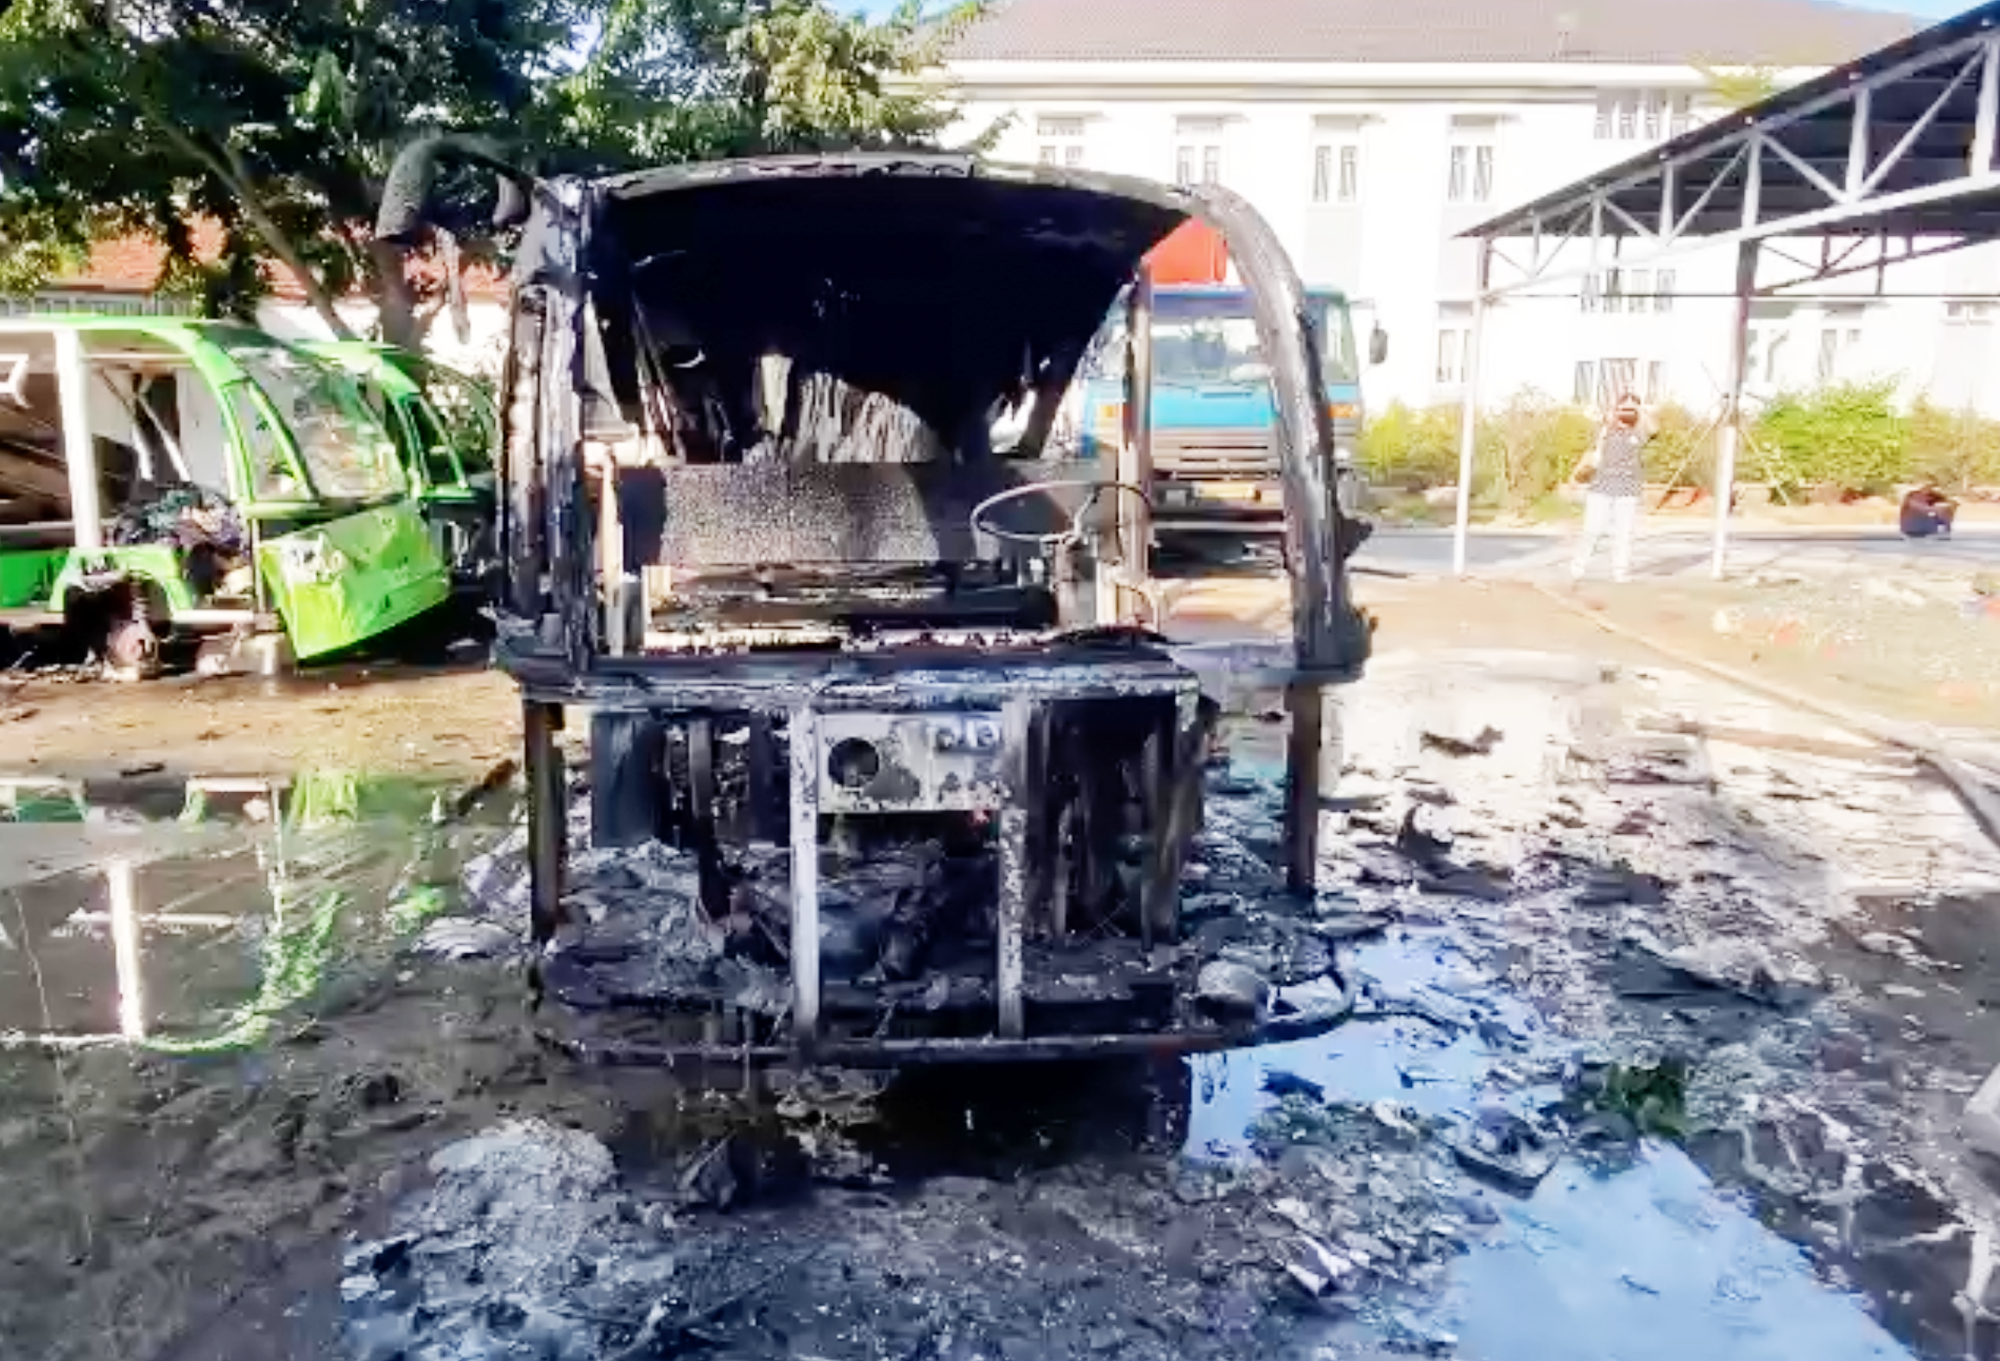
[1592,423,1647,498]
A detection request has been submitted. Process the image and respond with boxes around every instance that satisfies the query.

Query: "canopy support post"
[1711,239,1759,579]
[1451,241,1492,578]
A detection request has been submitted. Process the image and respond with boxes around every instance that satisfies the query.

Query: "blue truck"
[1076,284,1378,534]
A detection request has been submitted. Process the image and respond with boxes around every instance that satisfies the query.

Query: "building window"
[1036,116,1086,168]
[1816,307,1866,382]
[1312,140,1361,203]
[1647,360,1665,400]
[1435,307,1473,385]
[1670,93,1694,136]
[1581,268,1672,315]
[1579,358,1645,405]
[1745,327,1790,386]
[21,290,196,317]
[1598,89,1692,142]
[1625,269,1651,314]
[1946,300,1996,324]
[1175,116,1226,186]
[1446,129,1496,204]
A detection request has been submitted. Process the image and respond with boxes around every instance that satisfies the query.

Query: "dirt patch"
[0,664,520,781]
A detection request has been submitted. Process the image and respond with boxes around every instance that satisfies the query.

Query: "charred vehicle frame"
[380,147,1370,1065]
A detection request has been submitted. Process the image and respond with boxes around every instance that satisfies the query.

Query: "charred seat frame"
[380,149,1369,1064]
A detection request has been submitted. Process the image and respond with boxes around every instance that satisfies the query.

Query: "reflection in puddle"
[0,770,512,1051]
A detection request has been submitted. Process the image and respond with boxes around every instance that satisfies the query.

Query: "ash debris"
[342,1088,1540,1361]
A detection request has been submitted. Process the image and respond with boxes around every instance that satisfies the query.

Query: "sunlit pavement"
[1359,525,2000,580]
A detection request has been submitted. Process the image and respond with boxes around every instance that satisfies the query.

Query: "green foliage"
[1693,63,1783,110]
[1359,381,2000,511]
[1905,397,2000,492]
[1567,1058,1690,1142]
[1478,391,1595,511]
[1358,400,1462,490]
[1639,400,1710,488]
[1748,380,1907,495]
[1359,392,1592,513]
[0,0,985,338]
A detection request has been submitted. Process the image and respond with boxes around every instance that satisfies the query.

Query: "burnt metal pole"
[1106,264,1154,625]
[524,699,566,944]
[1283,681,1324,894]
[788,704,822,1047]
[997,697,1031,1038]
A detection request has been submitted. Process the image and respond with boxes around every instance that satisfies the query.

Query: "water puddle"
[0,770,514,1049]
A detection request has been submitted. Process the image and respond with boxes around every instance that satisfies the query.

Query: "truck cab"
[1077,284,1372,535]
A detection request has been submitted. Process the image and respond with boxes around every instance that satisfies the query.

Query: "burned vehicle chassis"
[383,150,1368,1064]
[517,655,1215,1064]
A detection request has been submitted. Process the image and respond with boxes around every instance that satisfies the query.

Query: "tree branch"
[153,120,357,340]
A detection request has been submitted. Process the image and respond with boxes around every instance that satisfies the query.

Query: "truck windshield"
[1085,293,1359,387]
[228,345,405,501]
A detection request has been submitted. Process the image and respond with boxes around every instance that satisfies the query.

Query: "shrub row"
[1359,381,2000,511]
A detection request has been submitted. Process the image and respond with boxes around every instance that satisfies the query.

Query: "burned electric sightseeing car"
[382,150,1369,1063]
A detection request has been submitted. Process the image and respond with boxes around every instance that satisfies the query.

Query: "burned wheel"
[104,615,158,676]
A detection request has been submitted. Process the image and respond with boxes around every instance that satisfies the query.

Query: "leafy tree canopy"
[0,0,983,344]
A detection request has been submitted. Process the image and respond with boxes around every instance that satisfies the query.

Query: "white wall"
[254,299,511,381]
[952,66,2000,418]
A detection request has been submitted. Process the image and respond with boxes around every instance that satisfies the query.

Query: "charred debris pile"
[480,724,1368,1059]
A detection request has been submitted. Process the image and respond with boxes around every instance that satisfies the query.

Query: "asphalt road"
[1353,525,2000,579]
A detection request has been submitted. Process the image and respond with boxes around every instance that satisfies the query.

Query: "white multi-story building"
[942,0,2000,415]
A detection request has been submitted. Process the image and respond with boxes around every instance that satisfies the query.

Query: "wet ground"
[6,634,2000,1359]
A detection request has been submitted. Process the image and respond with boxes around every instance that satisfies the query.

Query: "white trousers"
[1571,492,1640,582]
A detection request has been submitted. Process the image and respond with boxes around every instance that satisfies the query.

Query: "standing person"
[1570,391,1653,583]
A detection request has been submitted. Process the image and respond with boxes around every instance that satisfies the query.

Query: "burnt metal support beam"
[687,715,725,917]
[1977,35,2000,174]
[747,714,778,841]
[788,704,822,1045]
[1284,681,1325,895]
[996,696,1031,1038]
[1142,703,1194,947]
[589,712,661,847]
[525,699,567,945]
[1106,263,1154,627]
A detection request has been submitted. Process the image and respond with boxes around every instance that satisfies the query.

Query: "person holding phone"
[1570,391,1653,584]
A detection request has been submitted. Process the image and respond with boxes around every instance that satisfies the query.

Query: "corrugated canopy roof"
[948,0,1914,67]
[1465,2,2000,251]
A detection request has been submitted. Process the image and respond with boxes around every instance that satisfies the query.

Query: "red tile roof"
[56,223,508,303]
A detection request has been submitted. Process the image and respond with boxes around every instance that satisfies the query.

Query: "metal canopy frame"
[1449,2,2000,578]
